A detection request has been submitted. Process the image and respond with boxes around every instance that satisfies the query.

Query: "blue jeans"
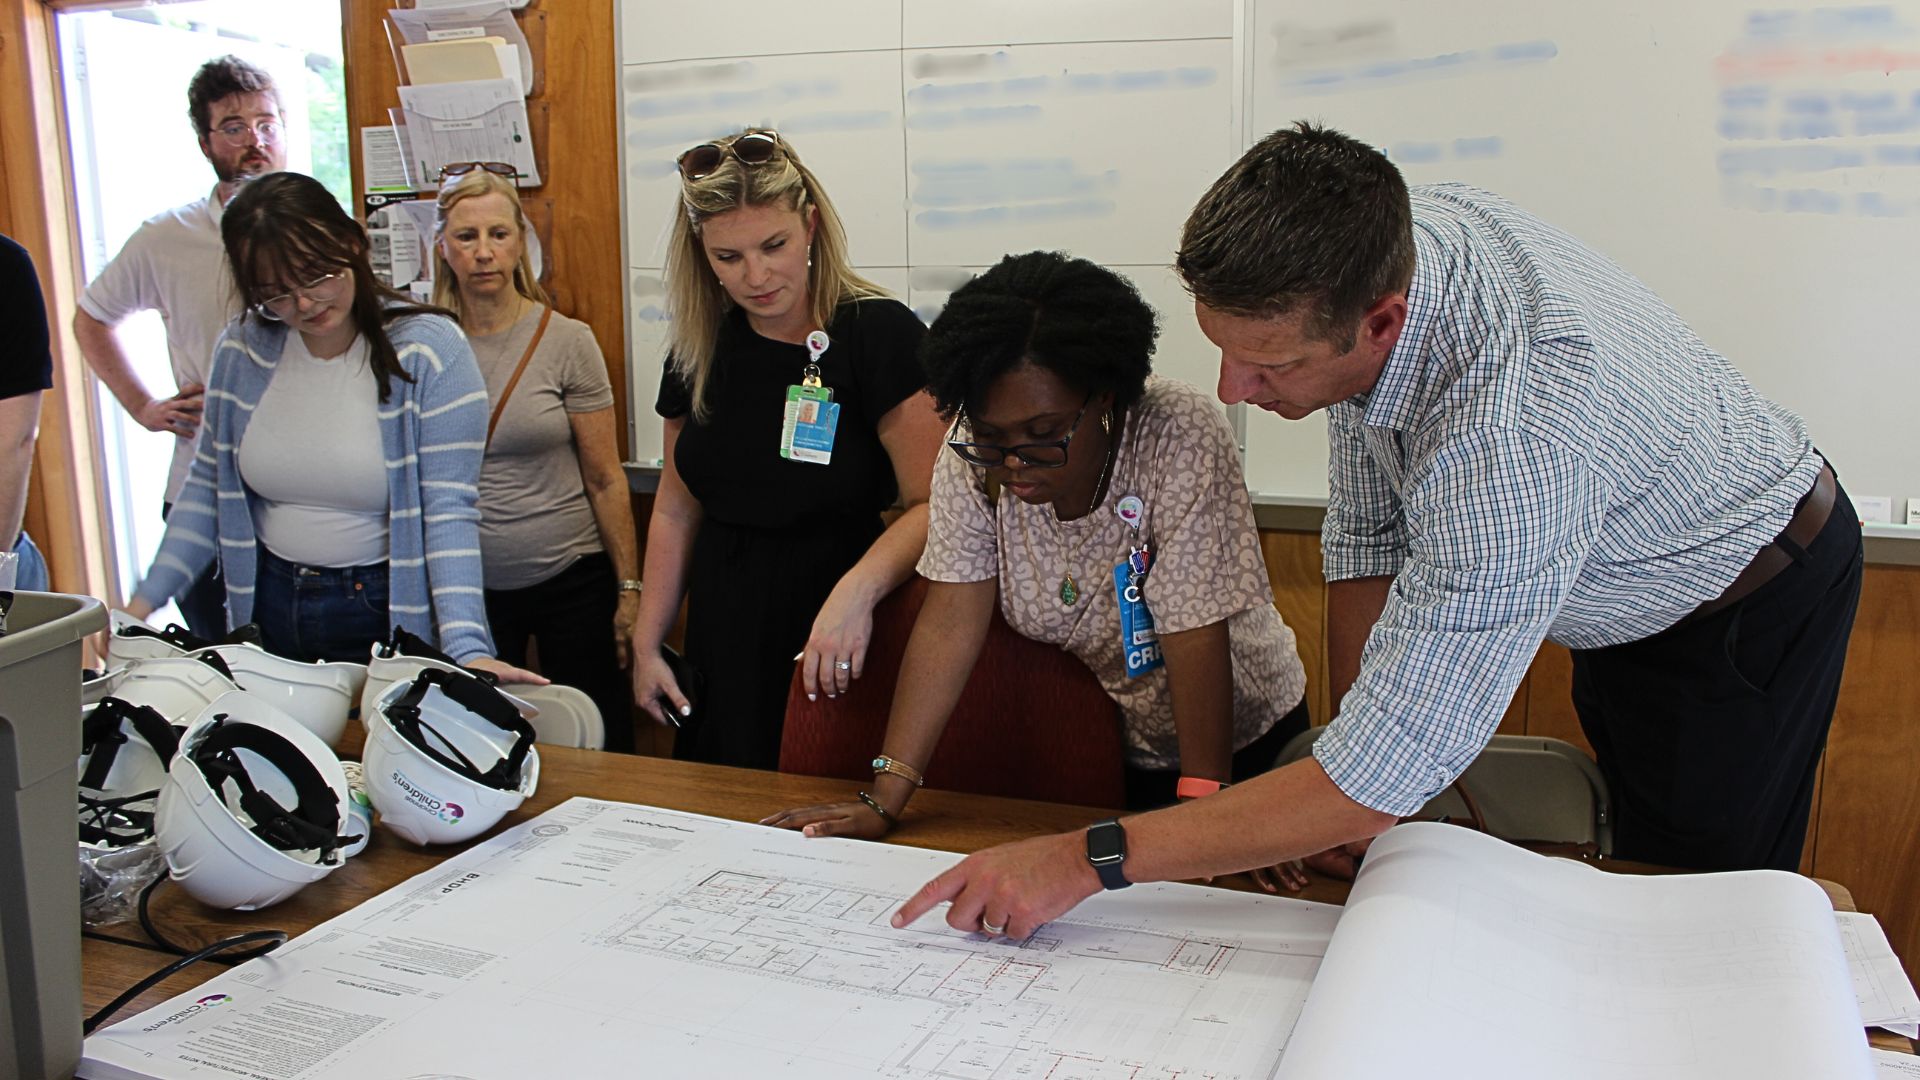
[9,530,48,591]
[253,548,390,663]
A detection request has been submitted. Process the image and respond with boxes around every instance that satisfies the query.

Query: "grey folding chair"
[1276,727,1613,857]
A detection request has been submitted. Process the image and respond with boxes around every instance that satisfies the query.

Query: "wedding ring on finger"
[980,917,1006,935]
[834,660,852,671]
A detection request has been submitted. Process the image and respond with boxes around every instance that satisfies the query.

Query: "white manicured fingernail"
[679,704,691,717]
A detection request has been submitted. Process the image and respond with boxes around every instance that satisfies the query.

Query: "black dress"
[656,298,927,768]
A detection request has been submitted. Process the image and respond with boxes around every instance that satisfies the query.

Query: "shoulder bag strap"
[485,304,554,447]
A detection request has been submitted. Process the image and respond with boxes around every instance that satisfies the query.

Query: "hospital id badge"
[1112,562,1164,679]
[780,383,840,464]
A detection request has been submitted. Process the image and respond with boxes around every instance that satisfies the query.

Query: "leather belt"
[1687,463,1836,623]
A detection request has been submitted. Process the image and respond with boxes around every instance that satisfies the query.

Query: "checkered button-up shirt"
[1313,184,1822,816]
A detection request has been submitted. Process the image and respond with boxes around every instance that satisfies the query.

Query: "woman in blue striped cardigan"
[124,172,540,685]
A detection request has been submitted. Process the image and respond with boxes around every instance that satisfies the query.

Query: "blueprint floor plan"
[84,798,1342,1080]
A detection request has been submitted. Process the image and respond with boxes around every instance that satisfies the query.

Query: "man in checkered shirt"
[888,123,1863,942]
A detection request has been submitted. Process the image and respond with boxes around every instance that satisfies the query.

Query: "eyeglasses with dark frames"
[945,393,1094,469]
[676,130,782,181]
[253,271,349,322]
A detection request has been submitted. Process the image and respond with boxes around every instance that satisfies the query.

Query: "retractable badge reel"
[1110,495,1164,678]
[780,330,842,464]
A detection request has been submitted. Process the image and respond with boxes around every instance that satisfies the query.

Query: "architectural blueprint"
[83,798,1342,1080]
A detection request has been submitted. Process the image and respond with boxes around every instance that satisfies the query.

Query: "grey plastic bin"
[1,591,106,1080]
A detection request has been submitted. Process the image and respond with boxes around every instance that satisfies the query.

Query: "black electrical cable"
[135,877,282,963]
[83,930,287,1035]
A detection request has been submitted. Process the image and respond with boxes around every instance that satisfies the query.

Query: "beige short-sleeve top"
[920,376,1307,769]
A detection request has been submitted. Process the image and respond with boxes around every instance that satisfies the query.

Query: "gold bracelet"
[871,754,925,787]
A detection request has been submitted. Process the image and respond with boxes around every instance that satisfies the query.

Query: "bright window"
[57,1,348,615]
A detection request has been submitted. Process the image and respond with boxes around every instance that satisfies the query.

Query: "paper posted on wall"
[394,79,539,190]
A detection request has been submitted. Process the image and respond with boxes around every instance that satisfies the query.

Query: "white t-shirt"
[236,334,390,567]
[78,187,239,502]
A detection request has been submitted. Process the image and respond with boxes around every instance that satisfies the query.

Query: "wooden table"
[82,745,1915,1057]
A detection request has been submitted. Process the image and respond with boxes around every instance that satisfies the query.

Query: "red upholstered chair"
[780,576,1126,809]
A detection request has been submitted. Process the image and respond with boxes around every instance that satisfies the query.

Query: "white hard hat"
[153,692,361,911]
[105,610,210,665]
[193,645,367,748]
[105,610,267,666]
[82,654,241,717]
[361,628,536,721]
[77,697,183,849]
[363,669,540,845]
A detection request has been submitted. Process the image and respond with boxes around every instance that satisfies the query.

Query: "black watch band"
[1085,818,1131,890]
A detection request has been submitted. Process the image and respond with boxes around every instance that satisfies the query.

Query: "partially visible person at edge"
[122,171,544,686]
[73,55,286,637]
[1,234,52,591]
[631,129,946,768]
[762,252,1313,890]
[433,165,642,751]
[884,122,1862,943]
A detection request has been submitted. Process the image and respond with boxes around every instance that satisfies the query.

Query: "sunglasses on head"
[676,130,781,181]
[440,161,517,181]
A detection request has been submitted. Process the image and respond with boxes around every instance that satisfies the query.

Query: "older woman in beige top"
[433,166,641,751]
[766,251,1310,888]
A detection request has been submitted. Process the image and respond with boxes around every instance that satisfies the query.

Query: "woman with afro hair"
[767,252,1310,888]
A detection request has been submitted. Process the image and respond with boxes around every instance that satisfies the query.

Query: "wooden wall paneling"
[1261,530,1327,725]
[1,0,114,598]
[1813,564,1920,988]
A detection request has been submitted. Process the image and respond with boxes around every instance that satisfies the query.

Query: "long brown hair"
[222,172,454,401]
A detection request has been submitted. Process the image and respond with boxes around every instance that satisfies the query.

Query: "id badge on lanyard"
[1110,496,1161,679]
[780,330,840,465]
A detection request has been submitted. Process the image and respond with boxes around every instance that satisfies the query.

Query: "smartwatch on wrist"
[1085,818,1131,890]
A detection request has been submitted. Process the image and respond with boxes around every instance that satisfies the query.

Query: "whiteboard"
[1243,0,1920,508]
[620,1,1920,518]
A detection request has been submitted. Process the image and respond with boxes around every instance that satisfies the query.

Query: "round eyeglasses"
[253,271,348,322]
[210,119,283,146]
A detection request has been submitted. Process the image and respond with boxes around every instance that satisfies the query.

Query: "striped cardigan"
[133,311,497,662]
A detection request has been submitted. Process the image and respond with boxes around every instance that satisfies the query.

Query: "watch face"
[1087,820,1125,862]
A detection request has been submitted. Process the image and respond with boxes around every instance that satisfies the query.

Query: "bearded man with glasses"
[73,54,287,638]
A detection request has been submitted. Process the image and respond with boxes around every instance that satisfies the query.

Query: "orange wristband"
[1176,777,1229,800]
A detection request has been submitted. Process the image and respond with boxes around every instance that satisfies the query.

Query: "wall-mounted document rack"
[387,0,544,100]
[390,87,547,190]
